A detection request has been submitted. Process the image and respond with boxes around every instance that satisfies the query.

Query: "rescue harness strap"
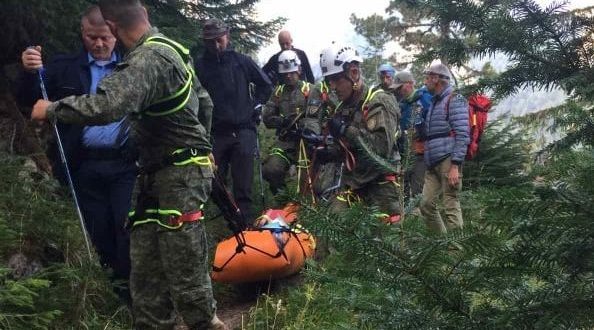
[129,147,211,229]
[142,36,195,117]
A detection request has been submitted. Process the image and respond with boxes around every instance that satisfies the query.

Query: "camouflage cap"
[202,18,229,39]
[393,71,414,89]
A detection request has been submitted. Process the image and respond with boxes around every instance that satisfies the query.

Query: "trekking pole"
[37,66,93,260]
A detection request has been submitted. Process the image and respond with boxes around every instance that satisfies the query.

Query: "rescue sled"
[211,203,316,283]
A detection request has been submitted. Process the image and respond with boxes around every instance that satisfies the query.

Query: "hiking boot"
[209,314,229,330]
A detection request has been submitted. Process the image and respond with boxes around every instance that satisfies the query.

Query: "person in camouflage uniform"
[318,44,402,224]
[31,0,227,329]
[262,49,323,196]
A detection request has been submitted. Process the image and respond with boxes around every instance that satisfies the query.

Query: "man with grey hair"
[262,30,315,85]
[419,63,469,234]
[30,0,227,328]
[18,4,135,306]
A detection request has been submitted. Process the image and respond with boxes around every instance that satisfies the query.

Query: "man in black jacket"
[18,5,135,305]
[195,18,272,224]
[262,30,315,85]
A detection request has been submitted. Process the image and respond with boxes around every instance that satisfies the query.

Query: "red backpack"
[446,94,492,160]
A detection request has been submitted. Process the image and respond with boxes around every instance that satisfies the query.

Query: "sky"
[255,0,594,80]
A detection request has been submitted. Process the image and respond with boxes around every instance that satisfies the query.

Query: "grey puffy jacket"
[423,85,469,167]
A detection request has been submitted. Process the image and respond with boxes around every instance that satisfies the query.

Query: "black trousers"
[212,128,256,224]
[73,157,137,304]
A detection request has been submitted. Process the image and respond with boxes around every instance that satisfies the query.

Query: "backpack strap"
[444,91,456,120]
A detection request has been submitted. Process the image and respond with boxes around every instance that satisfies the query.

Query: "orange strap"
[168,210,203,227]
[338,138,356,172]
[384,174,397,182]
[386,214,401,224]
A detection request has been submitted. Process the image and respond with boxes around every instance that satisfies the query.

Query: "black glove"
[281,115,296,128]
[328,117,347,138]
[253,104,263,125]
[300,128,318,141]
[314,146,336,164]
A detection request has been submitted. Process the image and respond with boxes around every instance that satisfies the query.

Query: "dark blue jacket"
[17,49,129,183]
[195,48,272,133]
[17,50,94,182]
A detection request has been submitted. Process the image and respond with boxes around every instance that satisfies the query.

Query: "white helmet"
[278,50,301,73]
[319,44,363,77]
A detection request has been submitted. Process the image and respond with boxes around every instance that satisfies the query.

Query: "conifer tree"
[249,2,594,329]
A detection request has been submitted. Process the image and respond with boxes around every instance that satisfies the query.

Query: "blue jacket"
[195,48,272,133]
[400,86,432,132]
[424,85,469,167]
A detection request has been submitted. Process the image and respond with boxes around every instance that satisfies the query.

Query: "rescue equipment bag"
[446,93,492,160]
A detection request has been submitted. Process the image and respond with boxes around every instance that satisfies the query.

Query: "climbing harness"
[129,147,212,229]
[142,36,195,117]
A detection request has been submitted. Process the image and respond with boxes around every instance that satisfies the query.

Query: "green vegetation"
[246,1,594,329]
[0,154,132,329]
[248,137,594,329]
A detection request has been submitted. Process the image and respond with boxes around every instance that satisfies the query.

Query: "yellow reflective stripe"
[270,147,290,164]
[129,204,204,229]
[296,139,311,194]
[144,37,194,116]
[320,81,329,94]
[335,189,360,206]
[146,36,190,55]
[173,156,211,166]
[361,88,382,112]
[128,209,182,229]
[300,81,310,95]
[170,148,212,166]
[296,139,310,169]
[335,101,343,112]
[378,179,401,187]
[133,218,183,230]
[276,83,310,98]
[275,85,284,97]
[145,71,193,116]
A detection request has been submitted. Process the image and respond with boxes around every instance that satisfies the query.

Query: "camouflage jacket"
[47,28,213,168]
[263,80,323,149]
[333,85,400,189]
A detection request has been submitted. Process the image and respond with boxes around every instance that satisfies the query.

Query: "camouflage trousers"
[130,164,215,329]
[263,143,314,195]
[329,177,401,219]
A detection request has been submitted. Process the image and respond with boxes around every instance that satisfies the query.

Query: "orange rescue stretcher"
[211,203,316,283]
